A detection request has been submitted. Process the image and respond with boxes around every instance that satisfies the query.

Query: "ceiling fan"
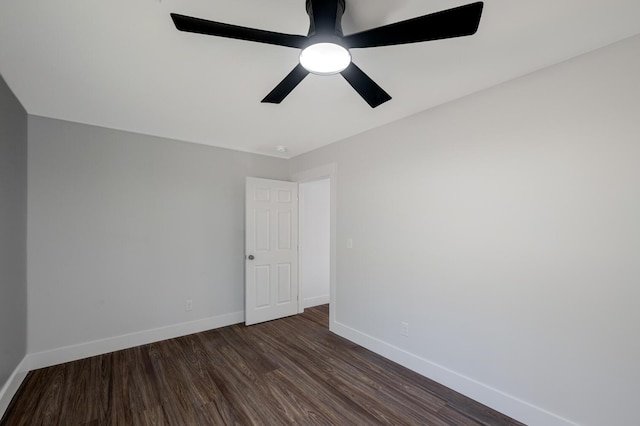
[171,0,484,108]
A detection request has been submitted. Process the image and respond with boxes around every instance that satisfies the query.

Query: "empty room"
[1,1,639,425]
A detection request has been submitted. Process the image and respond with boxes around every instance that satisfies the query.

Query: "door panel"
[277,263,292,303]
[278,211,292,249]
[255,265,271,308]
[255,209,270,251]
[246,177,298,325]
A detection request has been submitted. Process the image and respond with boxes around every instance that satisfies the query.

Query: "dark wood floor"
[1,305,523,425]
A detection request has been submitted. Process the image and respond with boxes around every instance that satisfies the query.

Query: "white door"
[245,177,298,325]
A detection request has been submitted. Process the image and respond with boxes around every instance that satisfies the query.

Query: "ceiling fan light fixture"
[299,43,351,75]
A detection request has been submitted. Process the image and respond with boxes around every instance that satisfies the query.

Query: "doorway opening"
[299,178,330,311]
[294,163,337,330]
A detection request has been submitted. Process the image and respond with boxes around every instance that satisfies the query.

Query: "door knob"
[248,255,255,260]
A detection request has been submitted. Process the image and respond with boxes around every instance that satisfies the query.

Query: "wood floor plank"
[267,316,449,416]
[269,366,380,425]
[436,405,485,426]
[256,320,450,425]
[1,305,524,426]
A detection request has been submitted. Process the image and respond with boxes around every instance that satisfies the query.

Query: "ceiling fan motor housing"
[306,0,346,41]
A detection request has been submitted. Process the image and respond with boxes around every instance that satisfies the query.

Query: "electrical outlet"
[347,238,353,249]
[401,322,409,337]
[185,299,193,311]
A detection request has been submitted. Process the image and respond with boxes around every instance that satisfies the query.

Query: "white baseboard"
[28,311,244,370]
[330,321,579,426]
[0,356,29,420]
[304,295,330,308]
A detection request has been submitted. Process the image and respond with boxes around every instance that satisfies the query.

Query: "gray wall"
[0,74,27,387]
[290,34,640,426]
[27,117,288,353]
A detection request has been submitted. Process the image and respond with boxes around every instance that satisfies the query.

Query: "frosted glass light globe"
[299,43,351,75]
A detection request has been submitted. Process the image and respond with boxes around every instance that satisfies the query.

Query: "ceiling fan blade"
[342,2,484,48]
[340,63,391,108]
[262,64,310,104]
[171,14,307,48]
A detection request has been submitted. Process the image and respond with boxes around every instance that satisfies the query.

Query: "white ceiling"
[1,0,639,158]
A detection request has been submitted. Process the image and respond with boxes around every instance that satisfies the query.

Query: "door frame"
[293,163,337,329]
